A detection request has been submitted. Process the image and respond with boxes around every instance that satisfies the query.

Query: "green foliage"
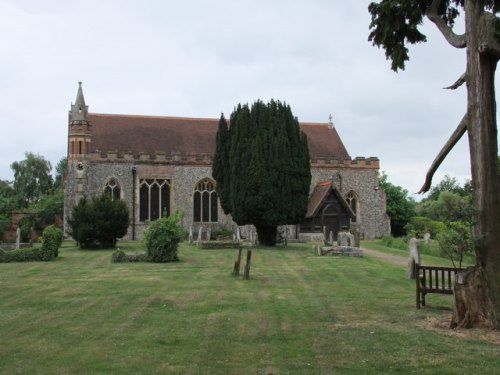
[419,191,474,223]
[404,216,446,238]
[379,235,407,250]
[11,152,53,207]
[19,216,34,242]
[423,174,472,201]
[53,157,67,190]
[143,211,183,262]
[41,225,63,259]
[212,114,231,214]
[379,173,416,237]
[111,250,149,263]
[32,190,64,230]
[212,100,311,246]
[0,225,62,262]
[437,221,474,268]
[0,214,10,240]
[368,1,472,71]
[69,194,130,249]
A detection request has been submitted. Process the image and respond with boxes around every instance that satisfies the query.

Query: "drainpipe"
[132,166,136,240]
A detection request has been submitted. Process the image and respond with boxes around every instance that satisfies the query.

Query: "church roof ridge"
[89,112,219,123]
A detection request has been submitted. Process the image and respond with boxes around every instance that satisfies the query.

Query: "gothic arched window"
[104,178,121,201]
[139,178,170,222]
[345,191,359,223]
[193,178,218,223]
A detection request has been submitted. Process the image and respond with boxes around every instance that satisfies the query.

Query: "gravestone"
[206,227,211,241]
[423,232,431,244]
[188,225,193,244]
[197,227,203,245]
[406,237,421,279]
[15,228,21,250]
[338,231,354,247]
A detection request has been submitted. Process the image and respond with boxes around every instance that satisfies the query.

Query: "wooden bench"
[416,264,462,308]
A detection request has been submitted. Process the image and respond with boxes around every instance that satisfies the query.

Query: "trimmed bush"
[144,211,183,262]
[69,194,130,249]
[0,225,63,262]
[40,225,63,260]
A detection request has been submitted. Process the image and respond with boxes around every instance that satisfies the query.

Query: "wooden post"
[232,246,243,276]
[243,249,252,280]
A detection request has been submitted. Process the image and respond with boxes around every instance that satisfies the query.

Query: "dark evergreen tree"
[212,114,231,213]
[212,100,311,246]
[68,194,129,249]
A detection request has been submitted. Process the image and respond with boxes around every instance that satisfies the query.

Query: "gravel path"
[360,247,408,267]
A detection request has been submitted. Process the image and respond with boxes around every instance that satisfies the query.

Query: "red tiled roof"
[87,113,351,159]
[305,180,333,218]
[305,180,356,218]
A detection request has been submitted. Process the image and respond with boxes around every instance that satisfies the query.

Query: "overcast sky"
[1,0,493,199]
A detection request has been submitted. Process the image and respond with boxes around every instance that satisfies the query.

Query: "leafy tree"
[369,0,500,328]
[32,190,64,230]
[68,194,129,249]
[11,152,53,207]
[379,173,416,237]
[0,180,18,240]
[213,100,311,246]
[437,221,474,269]
[53,157,67,191]
[424,174,471,201]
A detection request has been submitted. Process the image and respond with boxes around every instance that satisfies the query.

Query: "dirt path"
[360,247,408,267]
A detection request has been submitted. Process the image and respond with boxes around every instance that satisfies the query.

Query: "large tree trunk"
[255,224,277,246]
[451,0,500,329]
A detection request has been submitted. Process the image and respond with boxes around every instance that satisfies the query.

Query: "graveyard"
[0,239,498,374]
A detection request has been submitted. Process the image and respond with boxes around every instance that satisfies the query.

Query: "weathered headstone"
[197,227,203,245]
[406,237,421,279]
[188,225,193,244]
[329,231,334,246]
[236,226,241,241]
[15,228,21,250]
[423,232,431,244]
[206,227,211,241]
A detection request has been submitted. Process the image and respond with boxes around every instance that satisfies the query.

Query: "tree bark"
[255,224,277,246]
[450,0,500,329]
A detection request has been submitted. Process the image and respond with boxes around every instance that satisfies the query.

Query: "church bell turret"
[68,81,91,160]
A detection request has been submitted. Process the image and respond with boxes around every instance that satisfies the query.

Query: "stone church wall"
[64,158,390,241]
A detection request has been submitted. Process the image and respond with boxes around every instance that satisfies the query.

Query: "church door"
[321,204,340,242]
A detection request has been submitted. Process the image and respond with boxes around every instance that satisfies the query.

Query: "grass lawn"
[1,241,498,374]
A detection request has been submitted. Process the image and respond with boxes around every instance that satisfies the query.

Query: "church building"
[64,82,390,241]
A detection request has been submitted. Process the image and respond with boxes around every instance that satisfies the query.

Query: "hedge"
[0,225,63,263]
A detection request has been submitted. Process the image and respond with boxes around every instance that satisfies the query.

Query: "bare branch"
[444,72,466,90]
[418,113,468,194]
[426,0,466,49]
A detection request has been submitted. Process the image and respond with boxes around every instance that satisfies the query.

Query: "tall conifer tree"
[212,100,311,246]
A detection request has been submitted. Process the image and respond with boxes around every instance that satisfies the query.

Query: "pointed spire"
[70,81,89,122]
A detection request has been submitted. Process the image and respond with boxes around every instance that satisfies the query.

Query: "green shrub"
[144,211,183,262]
[111,250,149,263]
[69,194,130,249]
[0,247,40,262]
[40,225,63,260]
